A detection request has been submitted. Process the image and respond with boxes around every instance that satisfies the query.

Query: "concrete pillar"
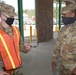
[36,0,53,42]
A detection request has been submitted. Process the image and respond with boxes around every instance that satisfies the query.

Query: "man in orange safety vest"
[0,2,31,75]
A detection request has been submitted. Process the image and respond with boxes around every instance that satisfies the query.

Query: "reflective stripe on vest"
[0,34,16,69]
[13,26,19,42]
[13,27,21,62]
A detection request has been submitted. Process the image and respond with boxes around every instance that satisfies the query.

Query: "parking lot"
[13,24,64,38]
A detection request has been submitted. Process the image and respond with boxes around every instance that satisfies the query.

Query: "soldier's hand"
[0,71,9,75]
[51,61,57,69]
[71,68,76,75]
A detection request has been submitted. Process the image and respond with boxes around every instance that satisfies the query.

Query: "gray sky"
[2,0,35,11]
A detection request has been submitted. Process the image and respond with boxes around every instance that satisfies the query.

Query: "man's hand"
[0,71,9,75]
[71,68,76,75]
[51,61,57,69]
[24,44,31,53]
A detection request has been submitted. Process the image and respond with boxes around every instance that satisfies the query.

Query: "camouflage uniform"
[0,3,27,75]
[62,0,76,3]
[52,4,76,75]
[56,0,76,3]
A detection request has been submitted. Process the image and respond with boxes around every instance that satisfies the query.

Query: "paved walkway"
[21,32,59,75]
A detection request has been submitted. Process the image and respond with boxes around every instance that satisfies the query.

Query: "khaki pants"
[12,65,23,75]
[3,65,23,75]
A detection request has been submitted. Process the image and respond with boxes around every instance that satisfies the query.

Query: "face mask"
[5,17,14,26]
[62,16,76,25]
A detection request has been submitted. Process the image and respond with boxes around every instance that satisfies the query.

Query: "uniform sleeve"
[19,36,25,52]
[0,57,4,72]
[0,65,4,72]
[52,35,61,62]
[52,27,64,62]
[19,36,28,53]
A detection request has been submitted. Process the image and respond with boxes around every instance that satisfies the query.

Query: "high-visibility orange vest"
[0,26,22,70]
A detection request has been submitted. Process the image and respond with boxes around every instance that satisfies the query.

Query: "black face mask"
[62,16,76,25]
[5,17,14,26]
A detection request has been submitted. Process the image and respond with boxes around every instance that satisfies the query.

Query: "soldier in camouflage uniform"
[0,3,31,75]
[52,4,76,75]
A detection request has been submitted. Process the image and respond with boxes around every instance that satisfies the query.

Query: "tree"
[23,9,35,18]
[0,0,5,3]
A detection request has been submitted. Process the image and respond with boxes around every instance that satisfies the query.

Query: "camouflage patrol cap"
[61,4,76,14]
[61,0,76,4]
[0,3,17,16]
[56,0,76,3]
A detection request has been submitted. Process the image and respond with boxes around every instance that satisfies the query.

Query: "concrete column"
[36,0,53,42]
